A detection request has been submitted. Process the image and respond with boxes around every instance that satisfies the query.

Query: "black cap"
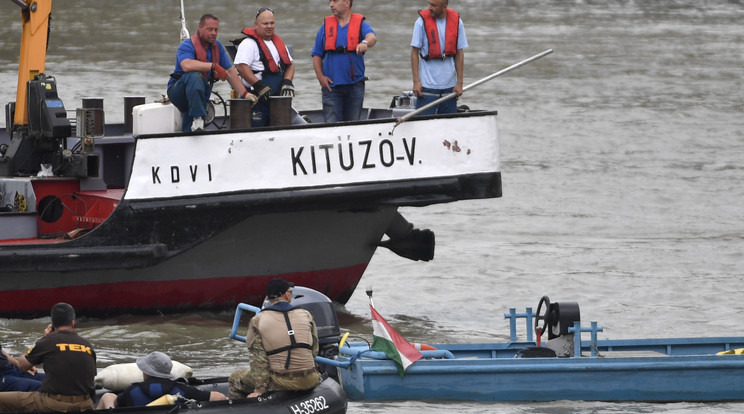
[266,278,294,299]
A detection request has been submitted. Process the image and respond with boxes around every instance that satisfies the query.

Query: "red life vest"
[323,13,365,52]
[418,8,460,60]
[240,28,292,74]
[190,33,220,78]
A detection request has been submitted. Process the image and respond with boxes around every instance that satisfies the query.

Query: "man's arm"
[363,33,377,48]
[236,64,260,86]
[226,66,249,97]
[2,349,17,366]
[313,56,332,92]
[311,318,319,357]
[453,48,464,96]
[209,391,227,401]
[15,354,34,373]
[355,33,377,55]
[245,318,270,397]
[179,59,212,74]
[283,62,295,81]
[411,47,423,97]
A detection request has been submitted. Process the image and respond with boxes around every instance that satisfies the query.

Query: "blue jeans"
[321,81,365,122]
[0,367,45,392]
[168,72,209,132]
[251,71,285,127]
[415,87,458,115]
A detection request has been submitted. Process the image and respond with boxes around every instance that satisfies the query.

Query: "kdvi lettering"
[152,164,213,184]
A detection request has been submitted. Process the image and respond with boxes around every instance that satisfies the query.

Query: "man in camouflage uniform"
[228,279,320,399]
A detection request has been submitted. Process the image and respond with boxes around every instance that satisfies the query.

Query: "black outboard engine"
[532,295,581,357]
[265,286,342,380]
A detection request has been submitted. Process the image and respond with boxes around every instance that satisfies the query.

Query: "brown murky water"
[1,1,743,412]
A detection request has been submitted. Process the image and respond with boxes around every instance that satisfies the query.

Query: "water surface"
[1,1,743,412]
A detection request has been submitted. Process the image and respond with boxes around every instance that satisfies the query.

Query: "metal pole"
[179,0,189,41]
[392,49,554,132]
[366,285,374,308]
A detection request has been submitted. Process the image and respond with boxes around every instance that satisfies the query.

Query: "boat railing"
[570,321,604,357]
[337,347,456,361]
[320,347,456,370]
[228,302,262,342]
[504,306,607,357]
[503,307,536,343]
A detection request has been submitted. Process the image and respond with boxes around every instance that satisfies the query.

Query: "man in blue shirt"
[167,14,252,132]
[410,0,468,115]
[0,344,45,392]
[312,0,377,122]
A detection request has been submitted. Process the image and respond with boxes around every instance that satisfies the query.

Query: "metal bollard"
[124,96,146,133]
[269,96,292,126]
[230,99,253,129]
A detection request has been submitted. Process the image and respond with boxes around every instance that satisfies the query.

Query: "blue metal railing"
[569,321,604,357]
[230,302,617,367]
[503,307,535,342]
[228,302,262,342]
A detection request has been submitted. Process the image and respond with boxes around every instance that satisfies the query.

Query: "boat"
[325,296,744,402]
[0,0,502,317]
[89,376,347,414]
[0,287,348,414]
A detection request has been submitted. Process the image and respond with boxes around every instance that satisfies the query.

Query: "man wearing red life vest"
[410,0,468,115]
[235,8,295,127]
[167,14,253,132]
[312,0,377,122]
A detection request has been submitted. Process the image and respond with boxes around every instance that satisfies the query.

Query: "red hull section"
[0,264,367,317]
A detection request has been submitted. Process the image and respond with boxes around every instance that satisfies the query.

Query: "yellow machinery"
[2,0,98,178]
[12,0,53,127]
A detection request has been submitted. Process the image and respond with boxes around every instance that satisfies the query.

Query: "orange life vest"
[190,33,220,78]
[418,8,460,60]
[323,13,365,52]
[240,28,292,74]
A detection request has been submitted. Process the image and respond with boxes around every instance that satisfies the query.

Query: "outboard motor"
[264,286,342,380]
[533,295,581,357]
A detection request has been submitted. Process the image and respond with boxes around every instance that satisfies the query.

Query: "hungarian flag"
[370,304,423,377]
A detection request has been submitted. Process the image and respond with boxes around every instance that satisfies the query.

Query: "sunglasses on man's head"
[256,7,274,19]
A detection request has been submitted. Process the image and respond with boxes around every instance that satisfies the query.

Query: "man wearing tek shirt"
[0,303,97,412]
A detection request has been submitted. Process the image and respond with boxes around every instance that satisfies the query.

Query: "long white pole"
[179,0,189,41]
[393,49,554,131]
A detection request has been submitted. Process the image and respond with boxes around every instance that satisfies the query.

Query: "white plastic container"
[131,103,182,136]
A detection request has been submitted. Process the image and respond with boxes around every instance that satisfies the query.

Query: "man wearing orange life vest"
[167,14,253,132]
[235,8,295,127]
[312,0,377,122]
[411,0,468,115]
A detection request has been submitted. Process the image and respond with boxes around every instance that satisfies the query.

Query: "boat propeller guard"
[378,228,435,262]
[378,212,435,261]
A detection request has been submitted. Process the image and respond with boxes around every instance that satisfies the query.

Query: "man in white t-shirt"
[410,0,468,115]
[235,7,295,126]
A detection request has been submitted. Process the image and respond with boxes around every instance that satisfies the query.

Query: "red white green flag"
[370,304,423,377]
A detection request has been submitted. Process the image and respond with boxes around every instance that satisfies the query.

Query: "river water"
[1,0,743,412]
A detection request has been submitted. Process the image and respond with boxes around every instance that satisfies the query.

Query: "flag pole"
[366,285,374,308]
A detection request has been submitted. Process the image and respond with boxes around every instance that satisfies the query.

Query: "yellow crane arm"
[12,0,53,127]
